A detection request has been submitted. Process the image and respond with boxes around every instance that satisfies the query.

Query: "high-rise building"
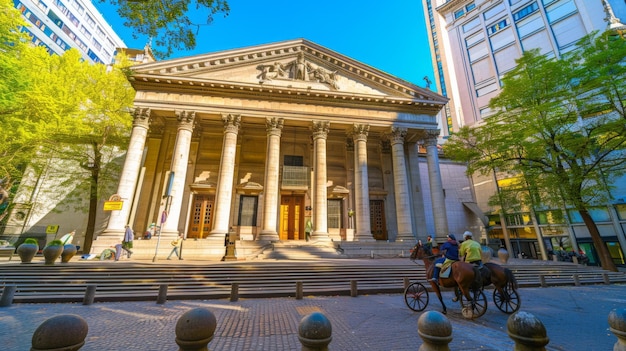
[424,0,626,265]
[13,0,125,64]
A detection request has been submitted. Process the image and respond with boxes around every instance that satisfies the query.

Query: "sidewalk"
[1,284,625,350]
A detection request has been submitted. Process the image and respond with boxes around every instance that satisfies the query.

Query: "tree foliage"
[444,32,626,271]
[100,0,230,58]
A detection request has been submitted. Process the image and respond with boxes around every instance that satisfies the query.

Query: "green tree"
[99,0,230,58]
[444,35,626,272]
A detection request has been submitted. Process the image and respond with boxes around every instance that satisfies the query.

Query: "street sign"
[103,201,123,211]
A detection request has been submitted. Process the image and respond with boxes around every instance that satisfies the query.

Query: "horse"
[410,242,483,316]
[482,262,520,313]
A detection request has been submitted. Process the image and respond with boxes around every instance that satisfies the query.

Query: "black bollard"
[298,312,332,351]
[0,284,16,307]
[230,283,239,302]
[416,311,452,351]
[31,314,88,351]
[507,311,549,350]
[82,285,96,306]
[296,281,303,300]
[156,284,168,304]
[175,308,217,351]
[350,280,358,297]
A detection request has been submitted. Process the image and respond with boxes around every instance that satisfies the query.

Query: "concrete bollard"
[156,284,168,304]
[404,277,410,290]
[604,273,611,285]
[296,281,303,300]
[175,308,217,351]
[572,256,578,264]
[507,311,549,350]
[573,274,580,286]
[31,314,88,351]
[539,275,547,287]
[230,283,239,302]
[609,308,626,351]
[298,312,332,351]
[350,280,358,297]
[83,285,96,305]
[0,284,16,307]
[416,311,452,351]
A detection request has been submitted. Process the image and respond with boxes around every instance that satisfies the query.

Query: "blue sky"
[95,0,434,88]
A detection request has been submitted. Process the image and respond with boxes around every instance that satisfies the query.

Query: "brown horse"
[482,262,520,313]
[410,242,483,316]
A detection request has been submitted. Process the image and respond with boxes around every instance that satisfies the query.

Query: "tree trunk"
[82,146,101,253]
[579,208,617,272]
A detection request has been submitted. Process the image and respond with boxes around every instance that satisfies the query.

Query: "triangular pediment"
[130,39,446,104]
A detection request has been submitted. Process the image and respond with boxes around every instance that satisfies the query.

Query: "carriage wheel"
[459,289,487,319]
[404,282,429,312]
[493,286,521,314]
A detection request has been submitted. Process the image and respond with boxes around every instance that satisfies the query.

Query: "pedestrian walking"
[305,219,312,242]
[167,234,183,260]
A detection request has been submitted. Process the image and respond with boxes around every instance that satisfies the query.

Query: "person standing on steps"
[305,218,313,242]
[121,225,134,259]
[167,234,184,260]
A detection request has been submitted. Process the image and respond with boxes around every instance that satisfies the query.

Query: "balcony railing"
[282,166,309,187]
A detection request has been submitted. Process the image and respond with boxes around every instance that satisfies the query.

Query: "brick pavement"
[2,284,626,350]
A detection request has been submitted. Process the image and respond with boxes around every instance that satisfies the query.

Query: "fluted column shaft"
[162,111,195,235]
[102,108,150,238]
[258,118,283,241]
[353,124,373,241]
[424,130,449,240]
[390,127,414,241]
[210,114,241,238]
[312,121,331,241]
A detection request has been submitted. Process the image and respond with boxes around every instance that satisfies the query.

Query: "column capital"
[389,127,407,145]
[351,124,369,142]
[423,129,441,147]
[266,117,284,136]
[222,113,241,134]
[175,110,196,132]
[312,121,330,140]
[132,107,151,128]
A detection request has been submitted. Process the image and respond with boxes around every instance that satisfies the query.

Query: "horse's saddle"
[440,260,454,278]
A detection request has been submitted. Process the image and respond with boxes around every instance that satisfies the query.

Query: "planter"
[17,243,38,263]
[498,248,510,264]
[43,245,63,265]
[61,244,77,263]
[481,245,493,263]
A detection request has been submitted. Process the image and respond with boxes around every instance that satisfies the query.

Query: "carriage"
[404,242,521,319]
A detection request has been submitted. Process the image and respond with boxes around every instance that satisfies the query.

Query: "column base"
[157,230,181,239]
[396,232,416,242]
[257,231,279,242]
[311,232,332,242]
[354,232,376,242]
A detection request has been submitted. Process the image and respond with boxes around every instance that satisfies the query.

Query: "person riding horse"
[459,231,482,266]
[432,233,459,285]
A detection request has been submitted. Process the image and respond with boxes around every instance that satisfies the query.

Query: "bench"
[0,247,15,261]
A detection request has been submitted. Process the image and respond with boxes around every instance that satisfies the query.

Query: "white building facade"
[423,0,626,264]
[13,0,124,64]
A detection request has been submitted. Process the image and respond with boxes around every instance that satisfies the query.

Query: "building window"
[327,199,342,229]
[284,155,303,167]
[79,25,91,38]
[96,26,105,38]
[466,2,476,11]
[238,196,258,226]
[92,38,102,51]
[454,9,465,19]
[85,13,95,28]
[513,2,539,21]
[36,0,47,11]
[71,0,84,14]
[463,17,481,33]
[488,19,509,35]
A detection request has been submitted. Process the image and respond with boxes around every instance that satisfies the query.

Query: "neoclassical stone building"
[96,39,458,256]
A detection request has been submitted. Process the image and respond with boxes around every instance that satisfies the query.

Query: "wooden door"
[370,200,387,240]
[187,194,214,239]
[279,195,304,240]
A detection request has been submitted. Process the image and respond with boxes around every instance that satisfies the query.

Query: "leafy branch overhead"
[102,0,230,58]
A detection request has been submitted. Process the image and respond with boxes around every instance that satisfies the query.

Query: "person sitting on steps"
[431,233,459,285]
[459,231,482,267]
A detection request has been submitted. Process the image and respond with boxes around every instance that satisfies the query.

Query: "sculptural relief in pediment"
[256,52,339,90]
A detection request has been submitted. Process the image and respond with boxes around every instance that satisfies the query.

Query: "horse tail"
[471,266,482,291]
[505,267,518,290]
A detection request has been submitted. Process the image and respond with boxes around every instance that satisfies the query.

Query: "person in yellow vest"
[459,231,483,266]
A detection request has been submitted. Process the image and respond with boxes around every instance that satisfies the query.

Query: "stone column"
[162,110,195,236]
[390,127,414,241]
[101,108,151,238]
[352,124,374,241]
[424,129,449,240]
[258,117,283,241]
[311,121,331,241]
[209,114,241,240]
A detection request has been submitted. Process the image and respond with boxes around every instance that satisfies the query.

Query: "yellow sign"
[103,201,123,211]
[46,225,59,234]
